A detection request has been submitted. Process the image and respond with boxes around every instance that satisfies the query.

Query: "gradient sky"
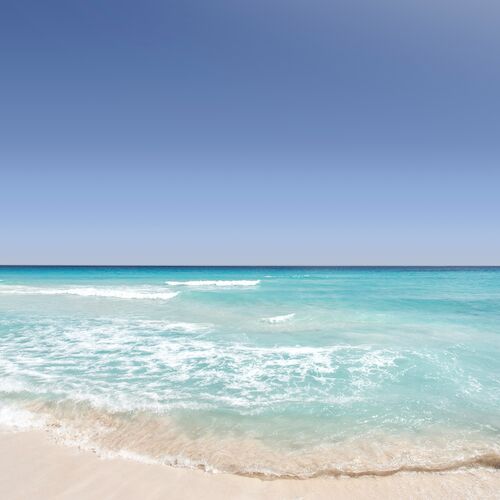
[1,0,499,264]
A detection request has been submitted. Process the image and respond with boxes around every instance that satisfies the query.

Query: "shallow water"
[0,266,499,477]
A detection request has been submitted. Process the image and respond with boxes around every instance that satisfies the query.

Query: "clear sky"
[1,0,499,265]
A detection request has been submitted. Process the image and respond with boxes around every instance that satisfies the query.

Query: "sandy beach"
[0,429,498,500]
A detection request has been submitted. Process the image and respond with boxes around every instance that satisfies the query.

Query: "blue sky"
[1,0,499,264]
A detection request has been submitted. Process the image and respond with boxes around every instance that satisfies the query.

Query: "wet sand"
[0,429,498,499]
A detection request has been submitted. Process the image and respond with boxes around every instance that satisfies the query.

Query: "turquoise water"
[0,267,499,477]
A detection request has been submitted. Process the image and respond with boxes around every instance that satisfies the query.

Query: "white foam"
[262,313,295,324]
[133,320,212,333]
[0,286,179,300]
[165,280,260,287]
[0,378,30,393]
[0,404,44,431]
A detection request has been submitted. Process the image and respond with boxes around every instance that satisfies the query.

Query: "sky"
[1,0,499,265]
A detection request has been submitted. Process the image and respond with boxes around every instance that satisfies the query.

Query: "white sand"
[0,429,498,499]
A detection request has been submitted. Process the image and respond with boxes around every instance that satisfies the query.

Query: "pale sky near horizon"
[1,1,499,265]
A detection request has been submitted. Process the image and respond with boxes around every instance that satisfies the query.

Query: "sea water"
[0,267,499,477]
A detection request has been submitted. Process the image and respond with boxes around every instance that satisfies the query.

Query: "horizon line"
[1,265,499,268]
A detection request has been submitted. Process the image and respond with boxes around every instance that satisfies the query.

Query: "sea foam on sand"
[0,429,498,500]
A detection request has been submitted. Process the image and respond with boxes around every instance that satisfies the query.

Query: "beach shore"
[0,429,498,499]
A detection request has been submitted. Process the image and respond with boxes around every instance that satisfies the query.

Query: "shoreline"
[0,428,498,499]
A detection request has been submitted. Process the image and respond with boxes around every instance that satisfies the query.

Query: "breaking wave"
[262,313,295,324]
[0,285,179,300]
[165,280,260,287]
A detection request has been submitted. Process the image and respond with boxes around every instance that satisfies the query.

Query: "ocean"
[0,266,498,478]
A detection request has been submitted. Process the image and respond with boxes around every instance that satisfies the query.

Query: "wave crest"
[262,313,295,324]
[0,285,179,300]
[165,280,260,287]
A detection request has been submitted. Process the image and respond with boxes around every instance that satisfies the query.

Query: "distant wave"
[0,286,179,300]
[166,280,260,287]
[262,313,295,324]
